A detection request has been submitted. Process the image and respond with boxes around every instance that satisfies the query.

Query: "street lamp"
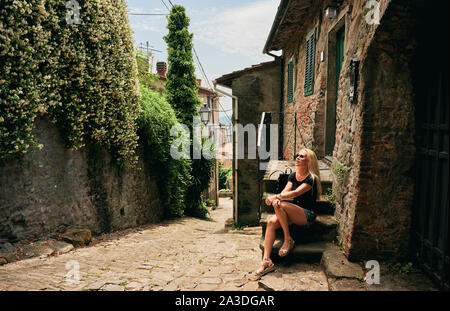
[199,104,210,126]
[325,5,337,19]
[325,0,343,19]
[226,126,232,143]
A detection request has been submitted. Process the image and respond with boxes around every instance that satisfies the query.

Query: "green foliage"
[205,198,216,209]
[0,0,140,166]
[219,162,232,190]
[333,163,350,187]
[163,5,214,218]
[136,56,160,88]
[232,223,248,231]
[188,200,210,219]
[163,4,201,129]
[324,187,336,208]
[137,83,191,217]
[387,262,414,274]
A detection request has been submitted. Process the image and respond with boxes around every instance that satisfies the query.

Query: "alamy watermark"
[66,0,81,25]
[65,260,80,285]
[365,0,381,25]
[169,117,278,169]
[365,260,380,284]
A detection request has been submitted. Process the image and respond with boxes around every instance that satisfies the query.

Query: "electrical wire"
[128,13,168,16]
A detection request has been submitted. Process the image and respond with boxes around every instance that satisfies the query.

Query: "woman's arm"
[279,183,312,200]
[265,181,293,206]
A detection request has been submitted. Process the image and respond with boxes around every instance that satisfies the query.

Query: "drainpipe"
[213,81,239,225]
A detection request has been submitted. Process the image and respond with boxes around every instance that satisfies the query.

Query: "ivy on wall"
[137,82,191,218]
[0,0,140,166]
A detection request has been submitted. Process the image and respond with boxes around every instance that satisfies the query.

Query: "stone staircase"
[259,160,337,262]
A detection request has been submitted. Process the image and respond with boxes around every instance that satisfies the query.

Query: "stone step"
[259,238,333,263]
[259,212,338,243]
[261,192,335,215]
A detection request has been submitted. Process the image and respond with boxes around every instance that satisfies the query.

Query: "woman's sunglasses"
[295,154,305,159]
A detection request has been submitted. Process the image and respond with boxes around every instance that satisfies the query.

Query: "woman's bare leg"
[279,201,307,226]
[263,215,280,260]
[274,201,308,252]
[272,200,292,243]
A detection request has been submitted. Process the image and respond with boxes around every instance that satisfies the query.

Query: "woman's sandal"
[254,259,275,278]
[278,239,295,257]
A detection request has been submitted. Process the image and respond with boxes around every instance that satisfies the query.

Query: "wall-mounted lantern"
[199,104,210,125]
[325,0,344,19]
[226,126,233,143]
[349,58,360,103]
[325,6,337,19]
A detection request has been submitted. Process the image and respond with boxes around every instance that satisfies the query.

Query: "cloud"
[130,22,162,33]
[127,7,144,14]
[191,1,279,59]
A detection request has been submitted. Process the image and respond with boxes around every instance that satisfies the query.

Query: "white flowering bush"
[0,0,140,165]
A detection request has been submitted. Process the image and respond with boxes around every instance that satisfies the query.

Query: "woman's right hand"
[265,195,277,206]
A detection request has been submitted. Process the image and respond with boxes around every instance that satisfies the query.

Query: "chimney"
[156,61,167,78]
[197,79,202,86]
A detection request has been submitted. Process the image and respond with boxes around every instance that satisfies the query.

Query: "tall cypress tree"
[164,5,214,218]
[164,5,201,129]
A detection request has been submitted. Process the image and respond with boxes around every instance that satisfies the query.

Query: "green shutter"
[287,60,293,103]
[304,29,316,97]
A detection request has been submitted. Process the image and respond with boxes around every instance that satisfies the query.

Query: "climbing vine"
[333,163,350,188]
[0,0,140,166]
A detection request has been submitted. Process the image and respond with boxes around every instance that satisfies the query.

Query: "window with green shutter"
[304,29,316,97]
[287,59,294,103]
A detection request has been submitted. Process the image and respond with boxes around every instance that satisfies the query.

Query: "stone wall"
[0,118,163,243]
[279,0,419,260]
[232,61,281,226]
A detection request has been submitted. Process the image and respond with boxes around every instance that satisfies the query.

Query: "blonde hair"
[302,148,322,200]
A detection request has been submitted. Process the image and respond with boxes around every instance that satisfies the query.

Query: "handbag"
[269,167,293,194]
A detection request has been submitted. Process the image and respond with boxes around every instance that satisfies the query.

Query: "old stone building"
[218,0,448,289]
[215,60,282,226]
[197,79,221,206]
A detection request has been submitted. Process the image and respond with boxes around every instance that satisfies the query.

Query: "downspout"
[213,81,239,225]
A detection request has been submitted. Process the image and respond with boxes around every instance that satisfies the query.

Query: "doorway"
[411,0,449,291]
[326,19,345,157]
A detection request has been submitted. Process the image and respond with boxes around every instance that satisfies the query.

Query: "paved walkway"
[0,197,439,291]
[0,197,328,291]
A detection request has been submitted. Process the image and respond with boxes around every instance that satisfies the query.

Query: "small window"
[304,28,316,97]
[287,59,294,103]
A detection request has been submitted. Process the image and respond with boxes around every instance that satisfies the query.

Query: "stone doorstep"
[259,238,334,263]
[320,248,365,280]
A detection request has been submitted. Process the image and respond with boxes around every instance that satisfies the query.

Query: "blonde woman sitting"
[255,148,322,277]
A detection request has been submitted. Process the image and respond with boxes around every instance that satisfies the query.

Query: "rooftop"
[214,60,279,88]
[263,0,315,53]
